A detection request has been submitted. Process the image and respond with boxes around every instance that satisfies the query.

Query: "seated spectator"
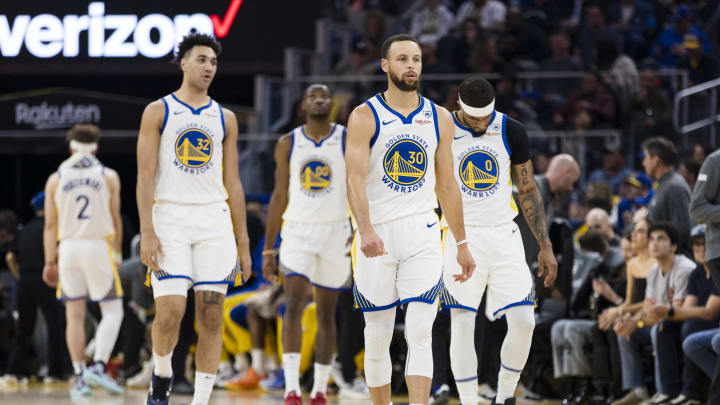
[454,0,506,33]
[612,222,696,405]
[359,10,386,60]
[679,156,702,192]
[596,35,640,102]
[586,207,623,249]
[408,0,454,47]
[683,225,720,379]
[438,18,482,74]
[469,37,503,73]
[499,7,549,67]
[615,173,653,232]
[629,68,673,140]
[606,0,656,60]
[677,34,720,86]
[538,30,582,123]
[418,38,451,104]
[588,147,634,195]
[574,4,624,69]
[647,224,720,404]
[691,142,709,165]
[554,72,616,130]
[652,5,712,68]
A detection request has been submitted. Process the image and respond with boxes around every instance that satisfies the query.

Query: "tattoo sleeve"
[512,161,550,246]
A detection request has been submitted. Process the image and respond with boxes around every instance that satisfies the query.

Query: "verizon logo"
[0,1,242,59]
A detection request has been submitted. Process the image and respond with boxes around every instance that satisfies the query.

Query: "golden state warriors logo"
[300,159,332,195]
[459,149,499,196]
[383,138,427,192]
[175,129,212,168]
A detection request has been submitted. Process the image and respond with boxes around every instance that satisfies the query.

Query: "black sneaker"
[430,384,450,405]
[147,373,173,405]
[491,398,516,405]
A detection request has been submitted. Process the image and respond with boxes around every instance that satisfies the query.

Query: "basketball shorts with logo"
[279,219,352,289]
[352,211,443,311]
[57,239,123,301]
[150,201,240,298]
[441,221,535,320]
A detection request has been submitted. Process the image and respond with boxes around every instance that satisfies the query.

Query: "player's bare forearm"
[227,184,250,246]
[345,106,374,233]
[264,190,287,250]
[222,108,250,247]
[436,181,467,241]
[136,176,156,233]
[512,161,550,248]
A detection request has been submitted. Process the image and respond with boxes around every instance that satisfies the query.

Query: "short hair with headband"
[458,77,495,109]
[66,124,101,144]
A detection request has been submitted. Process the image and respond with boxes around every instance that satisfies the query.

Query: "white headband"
[70,140,98,154]
[458,96,495,118]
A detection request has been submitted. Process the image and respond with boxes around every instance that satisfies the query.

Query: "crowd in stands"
[0,1,719,405]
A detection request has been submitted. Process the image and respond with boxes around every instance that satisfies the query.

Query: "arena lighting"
[0,1,242,59]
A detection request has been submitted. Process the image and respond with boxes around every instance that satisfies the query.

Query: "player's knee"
[363,319,393,386]
[155,306,184,333]
[507,305,535,335]
[198,305,223,332]
[99,299,124,323]
[451,308,475,328]
[315,306,335,328]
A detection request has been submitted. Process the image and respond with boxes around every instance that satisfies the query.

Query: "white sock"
[310,363,331,397]
[496,306,534,402]
[456,380,479,405]
[283,353,301,397]
[73,361,85,376]
[251,348,265,375]
[191,372,216,405]
[153,350,173,378]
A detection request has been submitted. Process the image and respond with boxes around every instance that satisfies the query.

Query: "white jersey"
[55,154,114,241]
[364,94,439,224]
[283,124,349,223]
[451,110,518,226]
[154,93,228,205]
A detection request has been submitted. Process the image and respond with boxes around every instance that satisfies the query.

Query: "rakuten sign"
[0,2,214,58]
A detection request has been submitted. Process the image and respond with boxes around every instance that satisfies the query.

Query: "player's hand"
[140,229,163,271]
[238,242,252,283]
[537,245,558,287]
[42,262,58,288]
[262,251,279,283]
[453,244,475,282]
[359,227,387,258]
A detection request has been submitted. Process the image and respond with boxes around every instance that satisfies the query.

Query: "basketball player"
[136,33,252,405]
[42,124,125,398]
[260,84,351,404]
[441,77,558,405]
[346,34,476,405]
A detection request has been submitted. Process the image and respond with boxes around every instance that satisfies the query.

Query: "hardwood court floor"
[0,382,563,404]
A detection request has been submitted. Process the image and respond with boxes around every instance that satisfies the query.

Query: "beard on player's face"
[309,111,330,120]
[388,69,421,92]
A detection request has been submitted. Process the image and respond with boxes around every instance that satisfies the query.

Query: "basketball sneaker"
[309,392,326,405]
[226,367,265,390]
[260,369,285,392]
[147,373,173,405]
[490,398,516,405]
[338,377,370,400]
[83,362,124,394]
[70,376,92,398]
[285,390,303,405]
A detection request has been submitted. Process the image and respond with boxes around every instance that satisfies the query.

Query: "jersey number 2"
[76,195,90,219]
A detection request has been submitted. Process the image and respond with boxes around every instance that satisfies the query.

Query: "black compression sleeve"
[506,117,530,165]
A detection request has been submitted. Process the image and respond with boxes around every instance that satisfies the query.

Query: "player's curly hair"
[458,77,495,107]
[173,33,222,64]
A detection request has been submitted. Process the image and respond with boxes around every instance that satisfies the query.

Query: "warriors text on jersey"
[283,124,349,222]
[154,93,228,205]
[451,110,530,226]
[55,153,114,240]
[364,93,440,224]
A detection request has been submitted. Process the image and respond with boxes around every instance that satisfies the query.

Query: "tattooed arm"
[512,160,558,287]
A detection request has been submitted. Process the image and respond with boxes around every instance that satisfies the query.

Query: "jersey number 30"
[76,195,90,220]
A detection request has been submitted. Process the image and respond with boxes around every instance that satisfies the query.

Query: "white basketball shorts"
[352,211,443,311]
[441,221,535,320]
[150,201,240,298]
[57,238,123,302]
[279,219,352,290]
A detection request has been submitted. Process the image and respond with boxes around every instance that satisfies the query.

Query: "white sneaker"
[214,361,235,388]
[338,377,370,400]
[329,359,348,388]
[516,382,544,402]
[479,382,496,402]
[669,394,701,405]
[641,392,669,405]
[127,360,153,388]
